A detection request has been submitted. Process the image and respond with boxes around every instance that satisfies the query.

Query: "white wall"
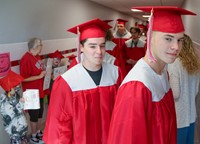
[182,0,200,45]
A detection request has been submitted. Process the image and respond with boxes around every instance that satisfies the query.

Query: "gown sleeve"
[43,76,73,144]
[108,81,152,144]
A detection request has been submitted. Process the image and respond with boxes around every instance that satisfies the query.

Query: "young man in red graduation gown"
[112,19,131,76]
[43,18,123,144]
[108,6,196,144]
[124,27,146,73]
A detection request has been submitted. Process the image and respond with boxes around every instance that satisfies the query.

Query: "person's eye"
[100,45,105,48]
[89,45,96,49]
[165,37,172,42]
[178,39,184,43]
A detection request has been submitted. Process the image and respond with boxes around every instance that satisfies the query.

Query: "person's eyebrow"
[88,43,97,45]
[164,34,184,41]
[164,34,175,38]
[88,42,105,45]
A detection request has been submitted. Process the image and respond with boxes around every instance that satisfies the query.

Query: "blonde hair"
[179,34,200,75]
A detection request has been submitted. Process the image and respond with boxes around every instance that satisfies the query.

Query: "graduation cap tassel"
[77,26,81,63]
[147,8,156,63]
[113,20,117,31]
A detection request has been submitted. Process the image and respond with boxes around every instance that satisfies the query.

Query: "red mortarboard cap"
[116,19,128,25]
[138,24,148,31]
[67,54,76,60]
[132,6,196,33]
[67,18,112,41]
[0,70,24,91]
[138,24,145,29]
[48,50,64,59]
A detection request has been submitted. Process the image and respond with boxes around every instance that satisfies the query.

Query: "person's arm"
[108,81,152,144]
[168,63,180,100]
[43,76,73,144]
[20,55,46,82]
[23,71,46,82]
[169,73,180,100]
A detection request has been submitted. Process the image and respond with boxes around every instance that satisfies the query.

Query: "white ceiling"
[88,0,185,20]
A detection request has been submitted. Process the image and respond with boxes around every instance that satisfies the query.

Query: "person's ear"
[80,44,84,52]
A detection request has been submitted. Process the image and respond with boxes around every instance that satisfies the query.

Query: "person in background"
[112,18,131,76]
[102,20,122,72]
[66,54,76,63]
[103,20,116,55]
[20,37,46,144]
[138,23,148,42]
[105,28,116,54]
[113,19,131,40]
[43,18,123,144]
[168,34,200,144]
[124,27,146,73]
[48,50,64,69]
[48,50,64,82]
[0,70,28,144]
[104,29,121,68]
[66,54,76,68]
[47,50,64,103]
[108,6,196,144]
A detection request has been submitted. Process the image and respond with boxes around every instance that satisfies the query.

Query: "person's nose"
[171,41,180,51]
[96,46,102,54]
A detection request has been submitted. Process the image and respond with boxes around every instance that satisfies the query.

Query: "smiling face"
[151,31,184,65]
[81,37,106,71]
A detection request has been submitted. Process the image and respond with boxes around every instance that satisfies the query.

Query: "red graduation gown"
[112,32,131,77]
[124,38,146,72]
[43,63,122,144]
[108,59,177,144]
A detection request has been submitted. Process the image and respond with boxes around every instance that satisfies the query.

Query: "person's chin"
[165,54,178,63]
[166,58,176,64]
[94,60,103,65]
